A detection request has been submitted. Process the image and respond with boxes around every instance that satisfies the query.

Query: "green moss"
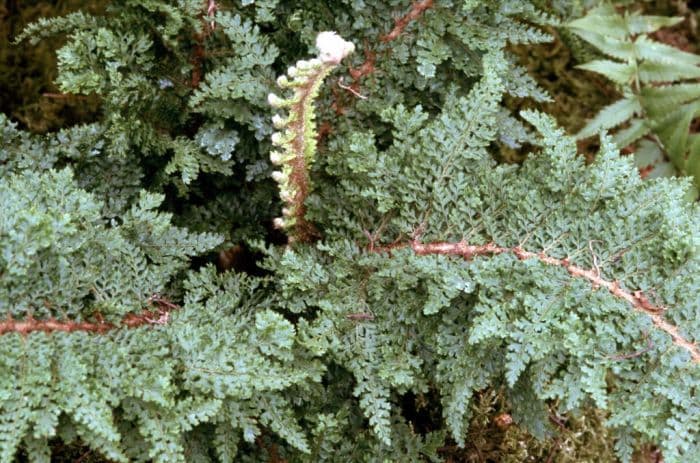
[432,390,617,463]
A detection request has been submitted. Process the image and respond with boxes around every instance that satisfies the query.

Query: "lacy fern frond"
[269,73,700,458]
[4,1,700,462]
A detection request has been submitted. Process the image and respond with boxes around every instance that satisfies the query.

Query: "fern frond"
[570,5,700,190]
[576,60,634,85]
[268,31,354,243]
[641,83,700,113]
[634,36,700,67]
[611,118,650,148]
[577,97,641,139]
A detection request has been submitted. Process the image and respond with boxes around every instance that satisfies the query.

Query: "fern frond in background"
[569,3,700,191]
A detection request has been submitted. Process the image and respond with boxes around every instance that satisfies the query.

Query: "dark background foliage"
[1,0,103,132]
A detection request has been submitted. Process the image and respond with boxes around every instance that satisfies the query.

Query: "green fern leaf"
[626,14,684,35]
[611,118,650,148]
[570,29,634,60]
[686,135,700,190]
[641,83,700,113]
[576,60,634,84]
[577,97,641,139]
[568,6,626,38]
[638,60,700,83]
[653,105,696,167]
[634,36,700,67]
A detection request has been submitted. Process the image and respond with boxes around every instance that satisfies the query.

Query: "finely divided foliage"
[1,1,699,462]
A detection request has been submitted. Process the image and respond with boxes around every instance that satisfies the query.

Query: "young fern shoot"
[268,32,355,243]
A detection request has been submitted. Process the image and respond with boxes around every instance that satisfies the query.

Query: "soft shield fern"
[2,1,700,462]
[267,48,700,460]
[0,169,324,462]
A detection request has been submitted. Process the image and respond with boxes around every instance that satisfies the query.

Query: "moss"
[433,390,618,463]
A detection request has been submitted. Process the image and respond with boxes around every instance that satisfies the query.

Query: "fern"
[568,4,700,190]
[3,1,700,462]
[268,31,355,242]
[269,57,700,458]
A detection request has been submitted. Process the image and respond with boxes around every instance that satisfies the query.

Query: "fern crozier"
[268,31,354,242]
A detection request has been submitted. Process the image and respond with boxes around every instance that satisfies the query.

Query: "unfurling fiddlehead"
[268,32,355,243]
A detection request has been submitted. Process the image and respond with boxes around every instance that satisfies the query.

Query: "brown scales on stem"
[42,92,89,100]
[256,434,287,463]
[344,0,434,98]
[0,295,179,336]
[190,39,206,88]
[190,0,218,88]
[371,240,700,363]
[284,68,325,243]
[381,0,435,43]
[347,47,377,95]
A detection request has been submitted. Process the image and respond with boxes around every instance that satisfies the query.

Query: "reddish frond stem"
[346,313,375,321]
[278,68,329,243]
[42,92,88,100]
[0,315,115,336]
[190,0,218,88]
[371,240,700,363]
[0,298,180,336]
[346,0,434,96]
[348,47,377,94]
[381,0,435,43]
[608,337,654,361]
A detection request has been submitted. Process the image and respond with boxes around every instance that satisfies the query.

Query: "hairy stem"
[381,0,435,42]
[268,32,354,243]
[373,240,700,363]
[0,297,177,335]
[347,0,435,95]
